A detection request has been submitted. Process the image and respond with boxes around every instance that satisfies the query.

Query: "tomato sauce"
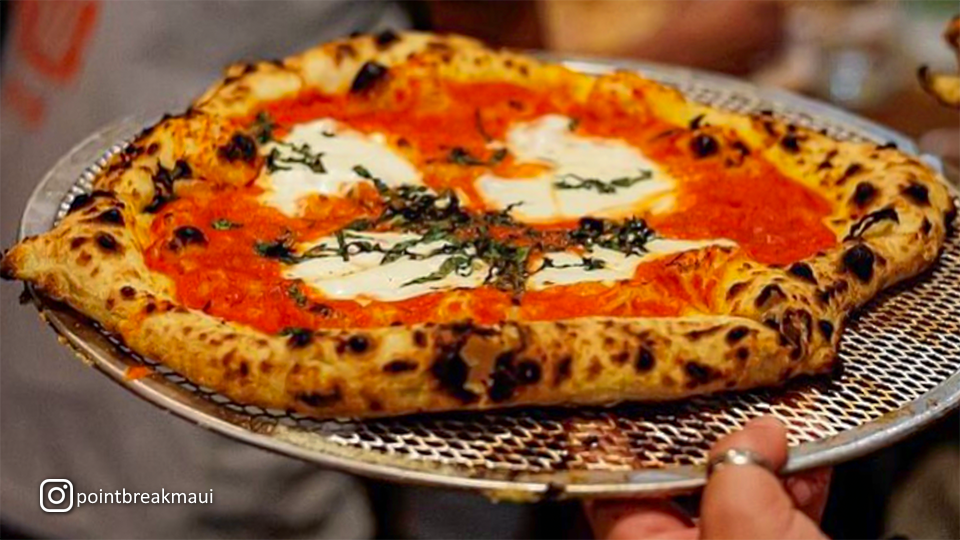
[144,78,837,333]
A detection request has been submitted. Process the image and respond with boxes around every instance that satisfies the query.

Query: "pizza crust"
[1,32,954,418]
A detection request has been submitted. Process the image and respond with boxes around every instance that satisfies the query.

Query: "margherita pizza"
[2,32,954,418]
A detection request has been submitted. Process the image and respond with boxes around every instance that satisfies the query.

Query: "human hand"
[586,416,832,539]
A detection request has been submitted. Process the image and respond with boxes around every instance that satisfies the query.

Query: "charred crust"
[171,159,192,180]
[374,29,399,48]
[726,282,747,300]
[735,347,749,362]
[878,142,898,150]
[96,208,124,225]
[690,134,719,158]
[902,182,930,206]
[686,325,724,340]
[612,351,630,364]
[286,329,313,348]
[780,309,813,359]
[921,218,932,235]
[755,284,786,309]
[830,359,845,379]
[842,244,875,283]
[70,237,87,249]
[845,206,899,241]
[431,344,479,404]
[517,360,542,384]
[346,334,370,354]
[689,114,706,130]
[120,286,136,298]
[818,319,835,341]
[68,190,113,214]
[554,356,572,386]
[145,162,190,213]
[725,326,750,344]
[383,360,417,373]
[817,149,838,170]
[684,362,717,387]
[787,262,817,284]
[334,43,357,64]
[95,233,119,252]
[488,353,541,402]
[780,134,801,153]
[635,347,655,372]
[851,182,877,208]
[816,279,849,305]
[218,133,258,163]
[297,387,342,408]
[413,330,427,347]
[836,163,863,185]
[350,61,389,93]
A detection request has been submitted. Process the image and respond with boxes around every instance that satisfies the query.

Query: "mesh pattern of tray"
[20,58,960,500]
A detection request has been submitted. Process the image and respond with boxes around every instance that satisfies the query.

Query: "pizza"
[2,32,954,419]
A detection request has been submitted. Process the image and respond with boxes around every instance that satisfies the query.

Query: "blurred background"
[0,1,957,539]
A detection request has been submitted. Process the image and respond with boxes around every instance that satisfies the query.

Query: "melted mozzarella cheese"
[527,238,736,290]
[284,232,487,302]
[258,119,422,216]
[477,115,676,222]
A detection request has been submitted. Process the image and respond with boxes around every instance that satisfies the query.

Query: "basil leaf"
[211,218,242,230]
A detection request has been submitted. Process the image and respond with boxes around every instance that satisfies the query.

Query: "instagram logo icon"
[40,479,74,513]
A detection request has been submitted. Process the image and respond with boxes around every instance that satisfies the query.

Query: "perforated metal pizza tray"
[18,58,960,500]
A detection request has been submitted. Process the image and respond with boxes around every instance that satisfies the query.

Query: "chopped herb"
[568,118,580,131]
[287,283,308,307]
[540,256,606,272]
[353,165,373,179]
[211,218,242,230]
[554,170,653,194]
[254,236,298,264]
[403,255,474,287]
[251,112,276,144]
[322,131,336,138]
[448,147,508,167]
[266,142,326,174]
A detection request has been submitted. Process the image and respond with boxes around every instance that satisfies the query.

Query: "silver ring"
[706,448,777,477]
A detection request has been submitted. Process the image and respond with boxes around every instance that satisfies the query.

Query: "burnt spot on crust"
[902,182,930,206]
[120,286,136,298]
[836,163,863,185]
[297,387,342,408]
[284,328,313,348]
[725,326,751,344]
[431,345,479,404]
[735,347,749,362]
[70,237,87,249]
[921,218,932,236]
[218,133,258,164]
[688,114,706,130]
[383,360,417,373]
[487,352,542,402]
[334,43,357,64]
[842,244,876,283]
[346,334,370,354]
[817,149,838,170]
[96,208,124,225]
[95,233,119,252]
[684,362,718,388]
[818,319,835,341]
[686,325,724,340]
[612,351,630,365]
[780,309,813,360]
[635,347,655,372]
[851,182,877,208]
[170,226,207,250]
[788,262,817,285]
[780,134,801,153]
[726,282,748,300]
[755,284,786,309]
[374,29,399,48]
[145,161,192,213]
[878,142,898,150]
[554,356,572,386]
[413,330,427,347]
[67,190,113,214]
[350,61,389,93]
[690,134,719,158]
[816,279,849,305]
[845,206,899,241]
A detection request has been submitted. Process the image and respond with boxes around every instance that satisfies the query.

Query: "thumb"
[700,416,827,540]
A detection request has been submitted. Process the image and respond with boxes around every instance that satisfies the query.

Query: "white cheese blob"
[284,232,488,302]
[477,115,676,222]
[527,239,736,290]
[258,118,422,216]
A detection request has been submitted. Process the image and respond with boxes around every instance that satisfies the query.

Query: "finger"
[785,467,833,521]
[701,416,797,539]
[587,499,697,540]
